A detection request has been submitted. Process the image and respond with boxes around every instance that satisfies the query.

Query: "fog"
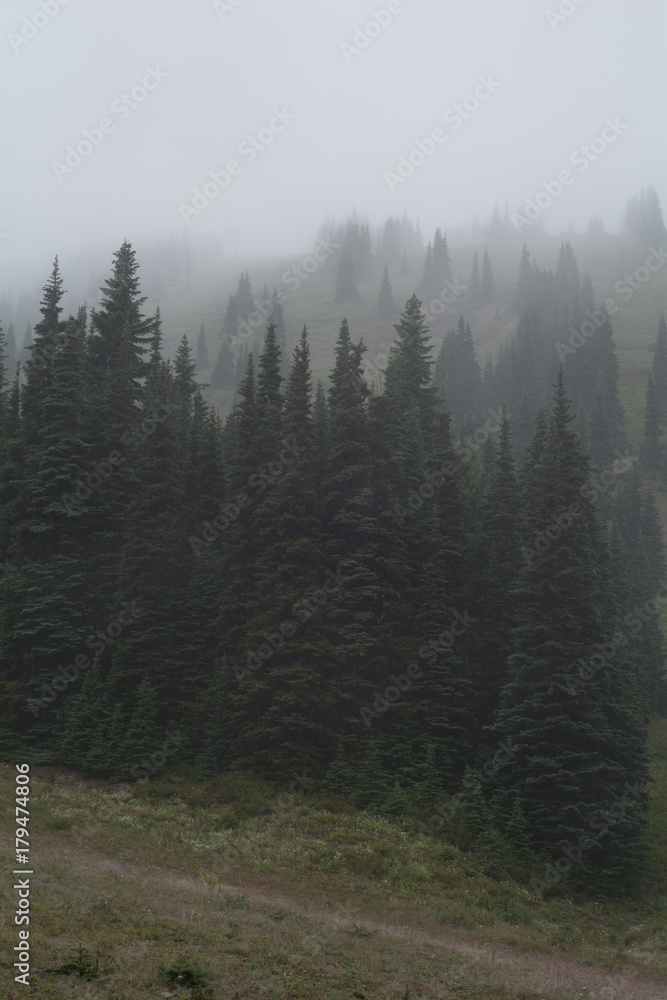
[2,0,665,299]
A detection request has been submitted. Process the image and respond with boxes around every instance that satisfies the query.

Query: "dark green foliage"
[433,316,481,431]
[158,956,210,989]
[653,315,667,423]
[0,245,660,901]
[642,375,661,472]
[491,372,650,894]
[48,944,101,980]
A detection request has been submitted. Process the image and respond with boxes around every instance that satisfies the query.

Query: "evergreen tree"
[642,375,661,473]
[210,337,235,390]
[117,676,162,779]
[469,251,480,304]
[222,294,239,347]
[238,328,333,777]
[196,323,210,369]
[492,373,650,894]
[481,247,495,304]
[514,244,532,310]
[196,662,236,777]
[431,228,451,288]
[88,242,154,381]
[472,407,522,737]
[377,264,395,318]
[235,272,254,321]
[652,315,667,424]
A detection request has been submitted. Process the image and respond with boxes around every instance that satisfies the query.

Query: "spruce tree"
[472,407,522,737]
[481,247,495,304]
[238,329,333,777]
[642,375,661,473]
[196,323,210,369]
[469,251,480,304]
[492,373,650,895]
[377,265,395,318]
[210,338,235,389]
[652,315,667,423]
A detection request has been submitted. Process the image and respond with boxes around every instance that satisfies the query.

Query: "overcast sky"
[2,0,666,295]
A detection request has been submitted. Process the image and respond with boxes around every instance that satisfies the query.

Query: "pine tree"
[642,375,661,473]
[383,295,438,442]
[472,407,522,737]
[515,244,532,310]
[117,676,162,779]
[88,242,154,381]
[377,264,395,318]
[222,295,239,347]
[469,251,480,304]
[210,338,235,389]
[431,228,451,288]
[492,373,650,894]
[652,315,667,424]
[235,272,255,320]
[196,324,210,369]
[481,247,495,304]
[196,662,236,777]
[238,328,333,777]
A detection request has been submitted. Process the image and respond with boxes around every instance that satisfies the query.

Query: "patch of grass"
[2,761,667,998]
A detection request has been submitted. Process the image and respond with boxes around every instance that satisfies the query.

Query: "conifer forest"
[3,3,667,997]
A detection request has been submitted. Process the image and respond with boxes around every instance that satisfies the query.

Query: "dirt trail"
[40,843,666,1000]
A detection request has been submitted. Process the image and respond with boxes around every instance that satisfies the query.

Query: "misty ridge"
[2,2,667,999]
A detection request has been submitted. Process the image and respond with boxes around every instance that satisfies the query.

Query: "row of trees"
[1,244,664,897]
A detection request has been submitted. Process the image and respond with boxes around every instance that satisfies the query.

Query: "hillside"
[2,719,667,999]
[130,231,667,451]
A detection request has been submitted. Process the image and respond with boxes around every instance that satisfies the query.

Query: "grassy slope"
[150,233,667,449]
[1,720,666,999]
